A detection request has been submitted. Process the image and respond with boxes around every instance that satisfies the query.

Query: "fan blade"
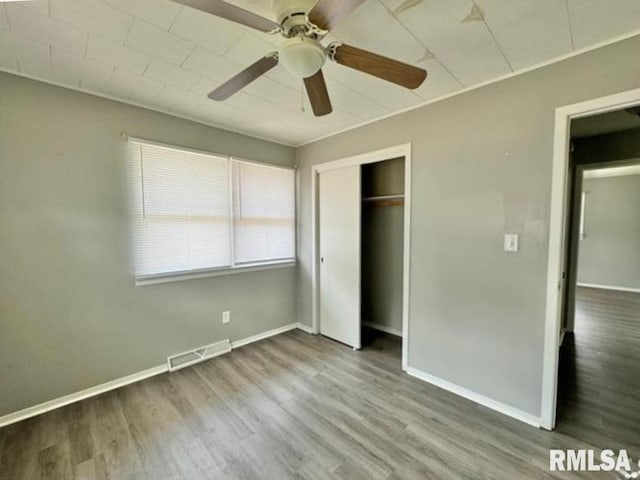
[171,0,279,32]
[208,54,278,101]
[308,0,366,32]
[331,44,427,89]
[304,70,332,116]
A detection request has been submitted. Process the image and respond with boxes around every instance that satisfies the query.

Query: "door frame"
[311,143,412,370]
[540,87,640,430]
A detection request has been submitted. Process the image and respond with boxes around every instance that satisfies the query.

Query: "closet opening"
[360,158,405,359]
[311,143,412,371]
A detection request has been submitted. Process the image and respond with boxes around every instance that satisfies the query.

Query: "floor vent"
[167,339,231,372]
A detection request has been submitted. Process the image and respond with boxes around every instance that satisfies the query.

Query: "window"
[128,140,295,282]
[232,160,296,265]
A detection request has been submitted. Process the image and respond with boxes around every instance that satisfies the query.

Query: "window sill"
[134,260,296,287]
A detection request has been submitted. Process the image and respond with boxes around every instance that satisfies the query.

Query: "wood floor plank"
[1,288,638,479]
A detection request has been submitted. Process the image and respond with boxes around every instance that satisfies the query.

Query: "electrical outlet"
[222,311,230,324]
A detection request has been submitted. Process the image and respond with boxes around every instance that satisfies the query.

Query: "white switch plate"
[222,311,230,324]
[504,234,519,253]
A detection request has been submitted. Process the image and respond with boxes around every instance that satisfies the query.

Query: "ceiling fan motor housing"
[279,37,326,78]
[274,0,317,25]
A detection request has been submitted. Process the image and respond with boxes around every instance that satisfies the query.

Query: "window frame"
[127,137,296,286]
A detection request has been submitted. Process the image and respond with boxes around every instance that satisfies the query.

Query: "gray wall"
[297,35,640,417]
[0,72,296,417]
[578,174,640,289]
[362,158,405,334]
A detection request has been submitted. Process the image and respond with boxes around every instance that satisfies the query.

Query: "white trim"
[0,323,309,429]
[0,365,168,429]
[583,163,640,179]
[295,322,315,334]
[135,261,295,286]
[402,154,412,370]
[312,144,411,173]
[229,322,299,349]
[577,283,640,294]
[311,143,412,370]
[541,87,640,431]
[363,322,402,337]
[407,367,541,428]
[298,30,640,147]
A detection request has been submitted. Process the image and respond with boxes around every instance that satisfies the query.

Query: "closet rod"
[362,194,405,202]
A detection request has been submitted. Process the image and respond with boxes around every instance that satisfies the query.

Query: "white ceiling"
[1,0,640,146]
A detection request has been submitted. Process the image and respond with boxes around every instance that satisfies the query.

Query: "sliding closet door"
[319,166,361,349]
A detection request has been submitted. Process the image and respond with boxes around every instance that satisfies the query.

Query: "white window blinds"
[232,160,296,265]
[128,140,295,279]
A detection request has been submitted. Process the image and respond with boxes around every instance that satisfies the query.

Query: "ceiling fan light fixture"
[185,0,428,117]
[279,37,326,78]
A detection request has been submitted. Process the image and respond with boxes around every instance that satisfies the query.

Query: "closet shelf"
[362,194,405,202]
[362,194,405,207]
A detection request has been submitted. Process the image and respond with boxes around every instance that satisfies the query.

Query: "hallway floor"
[556,286,640,459]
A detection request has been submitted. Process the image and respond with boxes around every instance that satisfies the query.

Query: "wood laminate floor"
[0,316,638,479]
[556,286,640,458]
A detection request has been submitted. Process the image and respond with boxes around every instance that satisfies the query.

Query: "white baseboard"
[295,322,315,334]
[0,364,168,429]
[577,283,640,294]
[363,322,403,337]
[0,322,309,429]
[230,323,299,349]
[406,367,541,428]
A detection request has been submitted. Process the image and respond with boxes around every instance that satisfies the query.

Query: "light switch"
[504,234,519,253]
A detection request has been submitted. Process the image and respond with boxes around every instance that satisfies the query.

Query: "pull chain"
[301,80,305,113]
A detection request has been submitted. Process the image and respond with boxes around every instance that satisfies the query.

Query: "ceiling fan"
[170,0,428,116]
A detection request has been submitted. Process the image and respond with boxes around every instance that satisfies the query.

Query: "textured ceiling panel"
[50,0,132,44]
[394,0,512,86]
[477,0,573,69]
[169,6,245,55]
[0,0,638,145]
[6,4,86,56]
[86,34,151,74]
[125,18,194,65]
[144,59,202,90]
[568,0,640,48]
[100,0,181,29]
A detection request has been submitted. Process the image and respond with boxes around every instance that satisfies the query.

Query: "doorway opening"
[554,112,640,451]
[541,88,640,432]
[311,144,412,370]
